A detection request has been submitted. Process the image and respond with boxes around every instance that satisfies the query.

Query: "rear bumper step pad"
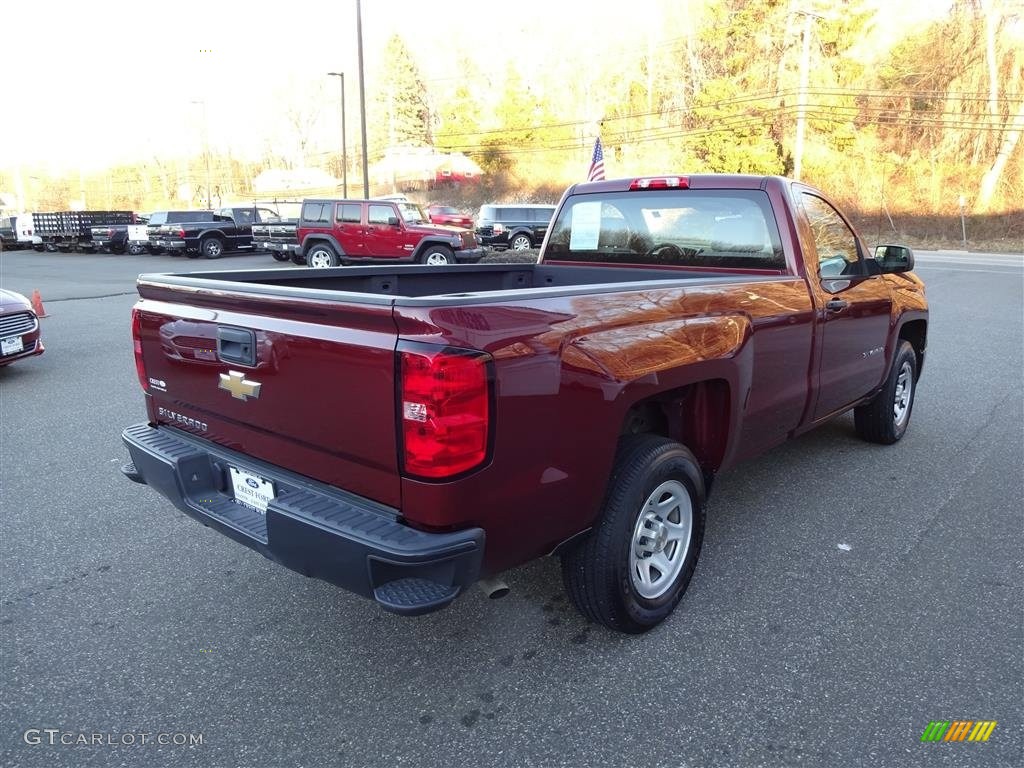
[121,423,484,615]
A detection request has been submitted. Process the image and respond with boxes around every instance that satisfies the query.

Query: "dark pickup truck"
[90,221,151,254]
[120,174,928,633]
[149,206,281,258]
[252,220,299,262]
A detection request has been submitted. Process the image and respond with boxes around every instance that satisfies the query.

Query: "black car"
[475,203,557,251]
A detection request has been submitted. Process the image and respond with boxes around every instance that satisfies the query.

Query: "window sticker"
[569,201,601,251]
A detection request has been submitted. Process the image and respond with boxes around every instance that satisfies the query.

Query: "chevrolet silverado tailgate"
[133,282,400,507]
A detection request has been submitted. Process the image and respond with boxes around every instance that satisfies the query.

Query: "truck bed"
[139,263,788,306]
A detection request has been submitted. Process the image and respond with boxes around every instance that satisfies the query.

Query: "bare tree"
[977,100,1024,212]
[285,81,327,169]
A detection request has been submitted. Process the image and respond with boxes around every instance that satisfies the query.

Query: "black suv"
[475,204,556,250]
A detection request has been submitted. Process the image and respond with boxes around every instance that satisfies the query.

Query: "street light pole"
[327,72,348,197]
[356,0,370,199]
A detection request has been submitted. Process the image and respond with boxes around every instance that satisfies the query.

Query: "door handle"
[217,326,257,366]
[825,299,849,313]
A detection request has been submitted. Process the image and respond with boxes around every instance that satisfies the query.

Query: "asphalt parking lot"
[1,247,1022,768]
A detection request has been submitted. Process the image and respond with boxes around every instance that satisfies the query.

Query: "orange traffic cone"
[31,289,48,318]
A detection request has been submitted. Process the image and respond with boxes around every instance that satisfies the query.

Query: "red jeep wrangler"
[297,198,484,268]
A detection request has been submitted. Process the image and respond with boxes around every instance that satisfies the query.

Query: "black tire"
[271,251,290,262]
[509,233,532,251]
[418,245,453,265]
[126,242,146,255]
[561,434,706,633]
[201,237,225,259]
[854,340,918,444]
[291,251,306,266]
[306,243,340,268]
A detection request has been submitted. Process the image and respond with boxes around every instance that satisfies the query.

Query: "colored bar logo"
[921,720,997,742]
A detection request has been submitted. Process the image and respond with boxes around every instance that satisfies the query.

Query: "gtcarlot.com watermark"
[24,729,203,747]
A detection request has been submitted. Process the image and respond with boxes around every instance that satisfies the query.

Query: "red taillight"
[399,344,491,479]
[131,308,149,393]
[629,176,689,190]
[177,227,186,238]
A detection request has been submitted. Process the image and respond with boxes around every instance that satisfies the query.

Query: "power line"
[431,86,1024,142]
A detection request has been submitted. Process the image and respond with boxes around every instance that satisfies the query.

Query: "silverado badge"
[219,370,262,401]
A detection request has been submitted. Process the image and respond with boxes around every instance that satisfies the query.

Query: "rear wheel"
[271,251,290,262]
[561,435,706,633]
[126,241,146,255]
[201,237,224,259]
[510,233,532,251]
[854,340,918,444]
[306,243,340,268]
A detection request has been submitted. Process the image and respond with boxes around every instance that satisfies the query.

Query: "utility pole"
[356,0,370,199]
[192,100,212,209]
[792,10,821,182]
[327,72,348,197]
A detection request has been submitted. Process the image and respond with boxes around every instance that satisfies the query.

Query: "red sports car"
[426,205,473,229]
[0,289,45,366]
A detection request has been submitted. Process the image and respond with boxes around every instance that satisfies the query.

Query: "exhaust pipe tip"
[477,577,510,600]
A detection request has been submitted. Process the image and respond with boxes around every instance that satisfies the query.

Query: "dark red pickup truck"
[120,175,928,633]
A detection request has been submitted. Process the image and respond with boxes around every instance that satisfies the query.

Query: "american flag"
[587,136,606,181]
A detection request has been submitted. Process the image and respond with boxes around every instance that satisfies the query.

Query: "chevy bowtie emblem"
[218,370,262,401]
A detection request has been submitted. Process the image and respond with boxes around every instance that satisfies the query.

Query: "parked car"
[120,173,927,633]
[0,289,44,366]
[148,207,278,258]
[426,204,473,229]
[296,198,483,267]
[475,203,556,250]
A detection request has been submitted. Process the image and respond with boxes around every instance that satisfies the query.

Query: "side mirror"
[388,216,400,227]
[874,244,915,273]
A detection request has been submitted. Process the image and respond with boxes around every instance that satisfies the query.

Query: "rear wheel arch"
[618,379,733,481]
[301,235,345,257]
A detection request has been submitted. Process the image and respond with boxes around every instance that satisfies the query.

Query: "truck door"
[227,207,256,250]
[798,192,892,420]
[364,203,406,259]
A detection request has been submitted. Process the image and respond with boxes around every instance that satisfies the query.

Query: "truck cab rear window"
[545,190,785,270]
